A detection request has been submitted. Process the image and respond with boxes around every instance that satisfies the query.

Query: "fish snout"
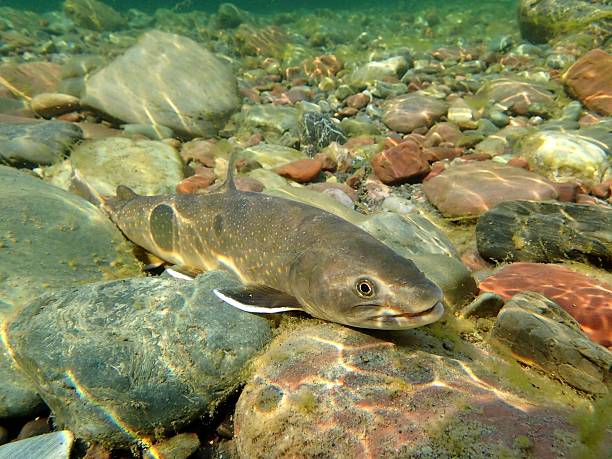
[396,282,444,314]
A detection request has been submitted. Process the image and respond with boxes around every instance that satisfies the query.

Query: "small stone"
[275,158,322,183]
[235,176,264,192]
[506,157,529,170]
[592,180,612,199]
[564,49,612,116]
[461,293,506,319]
[0,431,73,459]
[176,173,216,194]
[299,111,346,156]
[372,140,430,185]
[383,94,448,133]
[31,93,79,119]
[313,152,337,171]
[17,418,50,440]
[554,182,579,202]
[475,78,554,115]
[145,433,200,459]
[424,122,462,147]
[480,262,612,347]
[344,93,370,109]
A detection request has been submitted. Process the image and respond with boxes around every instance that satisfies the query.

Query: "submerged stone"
[383,94,448,133]
[0,430,73,459]
[64,0,126,31]
[82,30,240,137]
[299,111,346,156]
[476,200,612,268]
[7,272,273,447]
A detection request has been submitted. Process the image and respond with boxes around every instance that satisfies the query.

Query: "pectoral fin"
[165,265,203,280]
[213,286,304,313]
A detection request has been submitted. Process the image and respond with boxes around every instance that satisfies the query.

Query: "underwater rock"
[0,430,73,459]
[371,139,431,185]
[348,56,409,88]
[564,49,612,116]
[216,3,247,29]
[243,105,299,140]
[0,120,82,167]
[0,166,141,315]
[70,137,184,201]
[383,94,448,133]
[0,62,62,99]
[234,24,288,59]
[82,30,239,138]
[275,158,322,183]
[7,272,273,447]
[63,0,126,31]
[298,111,346,156]
[476,200,612,268]
[491,291,612,394]
[241,143,305,169]
[479,262,612,347]
[422,161,559,217]
[144,432,200,459]
[473,78,555,116]
[517,0,612,45]
[30,93,80,119]
[235,322,586,458]
[516,130,609,184]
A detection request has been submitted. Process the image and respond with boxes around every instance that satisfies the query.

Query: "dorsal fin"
[116,185,139,201]
[222,150,238,192]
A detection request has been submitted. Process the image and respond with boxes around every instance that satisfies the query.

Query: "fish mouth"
[359,301,445,329]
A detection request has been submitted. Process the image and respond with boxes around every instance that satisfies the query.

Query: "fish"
[102,154,445,330]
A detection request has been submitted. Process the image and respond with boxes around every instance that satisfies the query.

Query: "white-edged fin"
[213,287,304,314]
[165,265,203,281]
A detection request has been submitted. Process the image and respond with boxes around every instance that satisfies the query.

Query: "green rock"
[64,0,127,31]
[7,272,273,447]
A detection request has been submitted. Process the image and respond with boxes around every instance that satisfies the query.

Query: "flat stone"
[422,161,559,217]
[243,105,298,136]
[383,94,448,133]
[474,78,555,115]
[70,137,184,199]
[275,158,322,183]
[0,120,82,167]
[64,0,127,31]
[476,200,612,268]
[241,143,305,169]
[31,93,80,119]
[82,30,239,137]
[564,49,612,116]
[516,130,609,184]
[0,430,73,459]
[7,272,273,447]
[491,291,612,394]
[144,433,200,459]
[0,62,62,99]
[0,166,141,315]
[479,262,612,347]
[235,322,585,458]
[372,140,430,185]
[349,56,409,88]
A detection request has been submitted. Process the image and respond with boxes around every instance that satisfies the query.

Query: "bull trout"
[103,156,444,329]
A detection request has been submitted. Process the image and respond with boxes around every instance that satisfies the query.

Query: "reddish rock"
[344,93,370,109]
[423,162,446,181]
[176,172,216,194]
[576,193,600,205]
[235,176,264,192]
[372,140,430,185]
[179,139,216,167]
[275,158,322,183]
[507,157,530,170]
[16,418,50,440]
[479,262,612,347]
[461,250,493,272]
[424,122,462,147]
[313,152,337,171]
[421,146,463,162]
[592,180,612,199]
[554,182,579,202]
[459,152,493,162]
[564,49,612,116]
[383,94,448,133]
[422,160,559,217]
[335,106,358,118]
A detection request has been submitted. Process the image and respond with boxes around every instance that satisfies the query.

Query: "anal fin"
[165,265,203,280]
[213,286,304,314]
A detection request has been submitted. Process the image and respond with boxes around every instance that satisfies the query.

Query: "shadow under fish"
[100,154,445,330]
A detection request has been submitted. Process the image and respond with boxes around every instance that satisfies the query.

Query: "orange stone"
[371,140,430,185]
[564,49,612,116]
[479,262,612,347]
[275,158,322,183]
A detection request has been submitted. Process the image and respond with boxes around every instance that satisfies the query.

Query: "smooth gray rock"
[0,121,82,167]
[491,291,612,395]
[82,30,240,137]
[7,272,273,447]
[0,430,73,459]
[476,200,612,268]
[0,166,141,315]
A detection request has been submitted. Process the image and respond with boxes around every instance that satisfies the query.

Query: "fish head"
[291,247,444,330]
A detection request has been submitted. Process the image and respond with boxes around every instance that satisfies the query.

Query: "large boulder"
[476,200,612,268]
[7,272,273,447]
[82,30,240,138]
[564,49,612,116]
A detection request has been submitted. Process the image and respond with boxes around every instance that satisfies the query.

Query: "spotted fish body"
[104,174,444,329]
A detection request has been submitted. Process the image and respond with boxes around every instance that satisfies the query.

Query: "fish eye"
[355,278,375,298]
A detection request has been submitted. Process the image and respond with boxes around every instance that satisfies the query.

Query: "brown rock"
[372,140,430,185]
[145,433,200,459]
[423,160,559,217]
[176,171,216,194]
[179,139,217,167]
[555,182,579,202]
[307,182,358,201]
[564,49,612,116]
[423,162,446,182]
[313,152,337,171]
[382,94,448,133]
[84,443,112,459]
[31,93,80,118]
[424,122,462,147]
[480,262,612,347]
[422,146,463,162]
[275,158,322,183]
[235,176,264,192]
[336,106,358,118]
[345,93,370,109]
[16,418,50,440]
[592,180,612,199]
[507,156,530,170]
